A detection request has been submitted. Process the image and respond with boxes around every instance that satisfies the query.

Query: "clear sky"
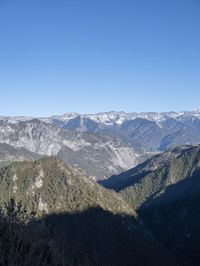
[0,0,200,116]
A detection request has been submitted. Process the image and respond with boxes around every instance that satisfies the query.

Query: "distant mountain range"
[2,109,200,150]
[0,119,142,179]
[1,109,200,179]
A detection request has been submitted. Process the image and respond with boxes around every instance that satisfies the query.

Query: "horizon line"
[0,108,200,118]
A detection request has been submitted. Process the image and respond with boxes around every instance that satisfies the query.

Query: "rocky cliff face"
[0,119,141,179]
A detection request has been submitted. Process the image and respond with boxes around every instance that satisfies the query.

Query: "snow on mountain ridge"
[54,110,200,125]
[0,110,200,127]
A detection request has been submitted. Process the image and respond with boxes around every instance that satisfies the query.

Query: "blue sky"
[0,0,200,116]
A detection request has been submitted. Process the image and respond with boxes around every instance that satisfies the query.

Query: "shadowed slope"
[101,145,200,265]
[0,157,186,265]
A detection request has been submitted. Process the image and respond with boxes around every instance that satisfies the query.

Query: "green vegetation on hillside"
[102,145,200,265]
[0,157,185,266]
